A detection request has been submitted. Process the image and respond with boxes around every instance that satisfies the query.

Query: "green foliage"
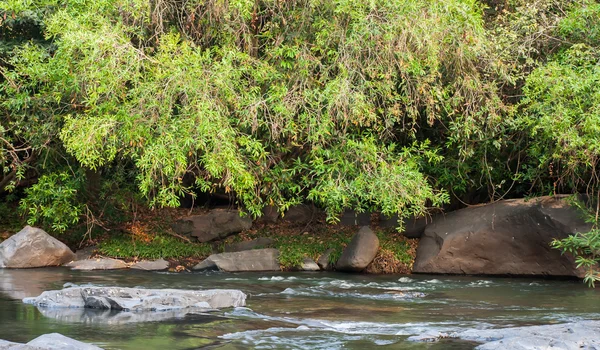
[19,171,84,233]
[552,229,600,287]
[98,234,212,259]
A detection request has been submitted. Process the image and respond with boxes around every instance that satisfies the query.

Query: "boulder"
[317,248,334,270]
[281,204,318,224]
[458,320,599,350]
[258,205,279,224]
[380,215,430,238]
[23,287,246,311]
[300,257,320,271]
[193,248,280,272]
[0,226,75,268]
[66,258,128,270]
[339,210,371,226]
[0,333,103,350]
[336,227,379,272]
[27,333,104,350]
[0,339,21,349]
[172,210,252,243]
[413,196,590,276]
[74,246,97,261]
[224,237,274,252]
[130,259,169,271]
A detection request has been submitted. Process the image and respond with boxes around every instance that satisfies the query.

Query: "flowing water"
[0,268,599,349]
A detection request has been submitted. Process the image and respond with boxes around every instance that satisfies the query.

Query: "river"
[0,269,599,349]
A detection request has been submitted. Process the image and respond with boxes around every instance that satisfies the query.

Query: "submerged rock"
[33,307,215,324]
[413,196,589,277]
[409,321,600,350]
[130,259,169,271]
[172,210,252,243]
[336,226,379,272]
[65,258,128,270]
[193,248,280,272]
[0,333,103,350]
[23,287,246,311]
[0,226,75,268]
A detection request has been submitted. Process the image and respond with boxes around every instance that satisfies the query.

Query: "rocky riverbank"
[0,195,589,279]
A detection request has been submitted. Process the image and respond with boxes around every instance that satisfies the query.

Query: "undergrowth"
[98,234,212,260]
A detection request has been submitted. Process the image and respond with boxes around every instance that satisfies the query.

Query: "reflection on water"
[0,268,599,349]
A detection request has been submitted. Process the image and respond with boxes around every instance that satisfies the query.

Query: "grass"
[98,234,213,260]
[223,222,417,272]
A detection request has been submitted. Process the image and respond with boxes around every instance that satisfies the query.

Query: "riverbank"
[0,205,417,273]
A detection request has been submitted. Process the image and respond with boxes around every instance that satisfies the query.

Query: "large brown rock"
[172,210,252,243]
[0,226,75,268]
[413,196,590,277]
[193,248,280,272]
[336,226,379,272]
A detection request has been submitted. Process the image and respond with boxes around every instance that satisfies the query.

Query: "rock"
[0,333,103,350]
[453,321,600,350]
[339,210,371,226]
[413,196,590,277]
[172,210,252,243]
[130,259,169,271]
[27,333,104,350]
[0,339,21,349]
[74,246,97,261]
[317,248,334,270]
[193,248,280,272]
[380,215,430,238]
[23,287,246,311]
[224,237,274,252]
[281,204,318,224]
[66,258,128,270]
[31,307,209,325]
[300,257,320,271]
[0,226,75,268]
[336,226,379,272]
[259,205,279,224]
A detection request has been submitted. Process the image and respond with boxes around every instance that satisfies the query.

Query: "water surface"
[0,268,598,349]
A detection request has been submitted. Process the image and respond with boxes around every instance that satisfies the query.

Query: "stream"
[0,268,599,349]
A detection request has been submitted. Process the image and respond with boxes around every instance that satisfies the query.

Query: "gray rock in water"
[413,196,589,277]
[130,259,169,271]
[27,333,104,350]
[224,237,274,252]
[0,333,103,350]
[300,257,320,271]
[317,248,334,270]
[458,321,600,350]
[65,258,128,270]
[23,287,246,311]
[0,226,75,268]
[0,339,21,349]
[173,210,252,243]
[336,226,379,272]
[193,248,280,272]
[32,307,207,325]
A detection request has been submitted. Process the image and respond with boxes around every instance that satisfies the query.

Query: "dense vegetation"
[1,0,600,283]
